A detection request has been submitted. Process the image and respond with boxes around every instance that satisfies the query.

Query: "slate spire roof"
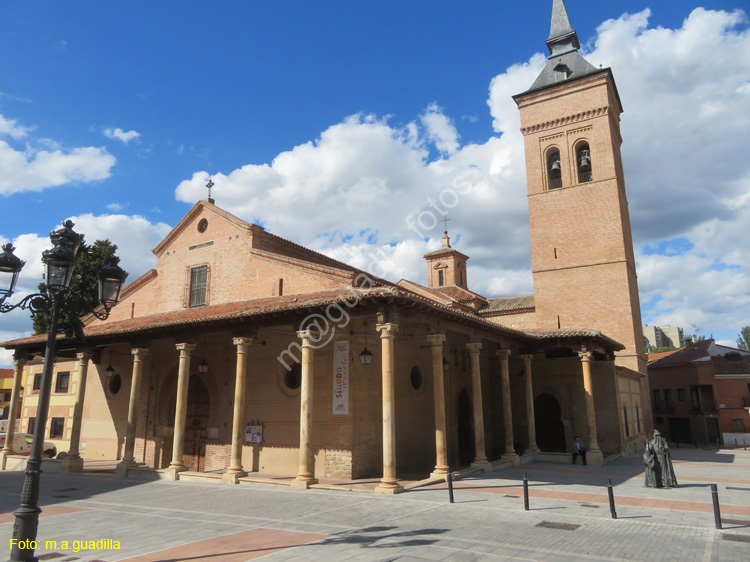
[526,0,599,93]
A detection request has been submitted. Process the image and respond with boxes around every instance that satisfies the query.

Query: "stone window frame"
[277,362,302,398]
[185,263,211,308]
[54,371,70,393]
[49,417,65,439]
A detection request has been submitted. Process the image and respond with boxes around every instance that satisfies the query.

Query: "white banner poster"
[333,341,349,415]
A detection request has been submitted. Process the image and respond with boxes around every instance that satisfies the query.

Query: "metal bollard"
[446,471,454,504]
[607,479,618,519]
[710,484,722,530]
[523,472,529,511]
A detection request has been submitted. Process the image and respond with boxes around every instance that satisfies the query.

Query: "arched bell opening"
[576,142,592,183]
[547,149,562,189]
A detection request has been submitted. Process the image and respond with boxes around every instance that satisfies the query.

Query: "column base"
[430,465,449,479]
[470,460,493,472]
[375,482,404,494]
[222,470,247,484]
[61,456,84,473]
[585,448,604,466]
[115,460,142,477]
[290,477,318,489]
[0,450,15,470]
[501,452,520,466]
[164,465,187,480]
[527,446,540,454]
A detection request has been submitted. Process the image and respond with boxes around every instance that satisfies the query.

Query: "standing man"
[572,436,587,465]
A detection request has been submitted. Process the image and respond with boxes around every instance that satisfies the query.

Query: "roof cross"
[441,215,450,233]
[206,179,214,200]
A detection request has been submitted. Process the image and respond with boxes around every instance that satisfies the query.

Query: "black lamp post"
[0,220,127,562]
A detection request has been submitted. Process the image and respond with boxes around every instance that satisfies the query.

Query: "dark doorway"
[184,375,210,471]
[668,417,692,445]
[534,393,566,452]
[457,388,474,467]
[706,418,721,446]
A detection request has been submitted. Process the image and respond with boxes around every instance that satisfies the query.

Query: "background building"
[648,339,750,447]
[643,325,684,350]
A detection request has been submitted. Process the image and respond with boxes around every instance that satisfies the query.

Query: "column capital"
[466,342,483,354]
[376,323,399,339]
[131,347,150,359]
[176,343,197,354]
[75,351,93,361]
[296,330,314,347]
[497,349,511,361]
[12,357,26,369]
[520,354,534,362]
[425,333,446,347]
[578,351,593,362]
[233,336,254,351]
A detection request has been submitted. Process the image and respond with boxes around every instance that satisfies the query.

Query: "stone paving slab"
[0,449,749,561]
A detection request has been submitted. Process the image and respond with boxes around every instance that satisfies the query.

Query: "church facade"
[1,1,649,490]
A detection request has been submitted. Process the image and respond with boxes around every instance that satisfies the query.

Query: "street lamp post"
[0,221,127,562]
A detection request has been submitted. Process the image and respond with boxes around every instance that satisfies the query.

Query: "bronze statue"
[643,430,678,488]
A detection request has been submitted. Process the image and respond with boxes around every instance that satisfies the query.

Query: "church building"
[1,1,649,491]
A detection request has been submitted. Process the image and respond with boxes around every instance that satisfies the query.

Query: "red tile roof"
[0,368,14,379]
[478,295,535,316]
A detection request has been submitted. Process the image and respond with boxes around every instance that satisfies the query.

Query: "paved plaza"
[0,448,748,561]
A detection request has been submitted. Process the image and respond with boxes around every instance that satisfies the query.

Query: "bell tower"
[513,0,646,374]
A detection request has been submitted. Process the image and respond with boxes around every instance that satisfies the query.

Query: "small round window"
[285,363,302,390]
[109,373,122,395]
[197,218,208,233]
[410,366,423,391]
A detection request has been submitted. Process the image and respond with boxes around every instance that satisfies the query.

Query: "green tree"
[737,326,750,351]
[33,239,119,335]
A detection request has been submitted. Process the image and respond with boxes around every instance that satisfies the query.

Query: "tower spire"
[522,0,597,92]
[546,0,580,57]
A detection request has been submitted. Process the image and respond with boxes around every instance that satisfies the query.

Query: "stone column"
[224,337,253,484]
[375,322,402,493]
[521,354,539,453]
[292,330,318,488]
[467,343,490,470]
[427,334,448,477]
[498,349,519,464]
[62,351,93,473]
[579,351,603,465]
[166,343,195,479]
[0,357,25,469]
[117,347,149,476]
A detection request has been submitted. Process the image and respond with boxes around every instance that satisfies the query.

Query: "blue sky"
[1,1,749,365]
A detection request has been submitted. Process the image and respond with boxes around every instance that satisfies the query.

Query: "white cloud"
[104,127,141,145]
[168,7,747,340]
[0,114,116,196]
[0,115,31,139]
[420,102,459,155]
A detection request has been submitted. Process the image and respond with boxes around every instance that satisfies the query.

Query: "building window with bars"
[186,264,209,308]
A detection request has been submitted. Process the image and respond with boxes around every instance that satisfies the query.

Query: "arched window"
[278,278,284,296]
[547,150,562,189]
[577,143,592,183]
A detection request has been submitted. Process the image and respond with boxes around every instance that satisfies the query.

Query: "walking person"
[572,436,587,465]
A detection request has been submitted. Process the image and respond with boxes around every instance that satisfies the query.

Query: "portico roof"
[1,285,623,354]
